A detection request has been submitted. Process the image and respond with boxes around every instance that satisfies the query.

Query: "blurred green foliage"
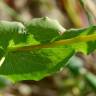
[0,0,96,96]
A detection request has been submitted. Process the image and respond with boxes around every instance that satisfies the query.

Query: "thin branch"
[83,0,96,21]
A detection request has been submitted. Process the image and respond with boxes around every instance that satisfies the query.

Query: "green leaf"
[0,47,74,81]
[26,17,65,43]
[0,21,26,49]
[56,25,96,54]
[0,17,96,82]
[0,17,73,81]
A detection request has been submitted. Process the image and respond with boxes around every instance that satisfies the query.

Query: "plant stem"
[8,34,96,52]
[79,0,93,25]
